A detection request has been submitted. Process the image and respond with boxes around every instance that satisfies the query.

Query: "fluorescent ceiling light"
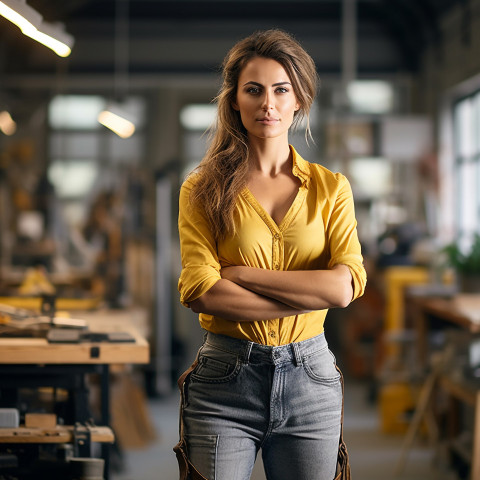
[0,0,42,31]
[23,21,74,57]
[98,103,136,139]
[0,0,74,57]
[0,110,17,135]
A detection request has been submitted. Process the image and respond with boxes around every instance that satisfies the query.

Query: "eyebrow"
[243,81,292,87]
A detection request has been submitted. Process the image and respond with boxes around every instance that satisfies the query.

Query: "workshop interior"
[1,0,480,479]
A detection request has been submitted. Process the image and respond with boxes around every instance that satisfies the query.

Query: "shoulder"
[309,162,344,181]
[178,174,201,213]
[307,162,351,194]
[181,172,200,190]
[291,146,349,191]
[179,172,201,198]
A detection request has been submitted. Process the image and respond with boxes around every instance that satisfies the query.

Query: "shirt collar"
[290,144,311,186]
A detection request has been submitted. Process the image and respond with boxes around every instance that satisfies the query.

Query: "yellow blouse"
[178,145,366,346]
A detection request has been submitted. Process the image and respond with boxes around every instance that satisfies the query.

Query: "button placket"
[268,329,279,346]
[269,230,283,345]
[272,232,282,271]
[266,319,278,346]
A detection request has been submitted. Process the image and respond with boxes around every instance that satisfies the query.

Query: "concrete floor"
[110,379,459,480]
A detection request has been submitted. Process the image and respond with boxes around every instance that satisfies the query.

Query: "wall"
[419,0,480,120]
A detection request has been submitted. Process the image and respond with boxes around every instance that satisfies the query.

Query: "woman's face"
[233,57,300,142]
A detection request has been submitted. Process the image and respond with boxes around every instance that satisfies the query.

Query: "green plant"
[443,234,480,275]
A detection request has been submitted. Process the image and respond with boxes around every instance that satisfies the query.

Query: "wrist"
[234,266,248,285]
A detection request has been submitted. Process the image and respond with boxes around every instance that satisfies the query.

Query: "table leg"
[100,364,110,480]
[415,308,429,371]
[472,391,480,480]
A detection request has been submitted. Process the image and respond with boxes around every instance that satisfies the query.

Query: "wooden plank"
[420,298,480,333]
[0,426,114,444]
[110,374,157,449]
[25,413,56,428]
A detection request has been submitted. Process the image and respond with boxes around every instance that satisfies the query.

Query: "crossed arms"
[189,264,353,322]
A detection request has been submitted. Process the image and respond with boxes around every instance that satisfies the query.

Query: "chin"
[248,128,286,139]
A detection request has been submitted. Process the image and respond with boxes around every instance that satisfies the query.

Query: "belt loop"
[244,341,253,364]
[292,342,303,367]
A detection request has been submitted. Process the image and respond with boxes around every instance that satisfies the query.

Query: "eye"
[246,86,261,95]
[275,87,289,94]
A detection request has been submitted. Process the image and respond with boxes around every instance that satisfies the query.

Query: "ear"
[294,102,300,112]
[232,101,239,111]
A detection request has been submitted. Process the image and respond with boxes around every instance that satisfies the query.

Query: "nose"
[262,91,274,111]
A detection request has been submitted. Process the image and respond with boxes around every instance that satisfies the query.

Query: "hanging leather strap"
[334,365,352,480]
[176,361,197,443]
[173,360,209,480]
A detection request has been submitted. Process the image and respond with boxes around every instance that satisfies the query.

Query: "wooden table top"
[0,309,149,365]
[412,296,480,334]
[0,425,114,444]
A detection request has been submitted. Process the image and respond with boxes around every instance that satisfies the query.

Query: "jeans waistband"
[203,331,328,366]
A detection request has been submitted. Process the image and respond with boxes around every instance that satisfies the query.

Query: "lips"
[257,117,279,125]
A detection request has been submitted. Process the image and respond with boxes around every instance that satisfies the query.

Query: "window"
[347,80,395,114]
[179,103,216,178]
[180,104,217,131]
[453,90,480,248]
[47,94,146,227]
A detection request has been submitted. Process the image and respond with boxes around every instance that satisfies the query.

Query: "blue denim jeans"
[182,331,342,480]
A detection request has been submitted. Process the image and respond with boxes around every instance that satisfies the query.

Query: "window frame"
[452,89,480,245]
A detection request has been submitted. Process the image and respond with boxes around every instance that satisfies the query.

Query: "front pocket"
[192,344,241,383]
[303,348,341,384]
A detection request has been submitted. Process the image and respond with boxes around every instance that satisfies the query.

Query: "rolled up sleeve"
[327,174,367,300]
[178,177,222,307]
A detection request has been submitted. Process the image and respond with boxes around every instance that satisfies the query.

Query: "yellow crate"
[379,382,416,434]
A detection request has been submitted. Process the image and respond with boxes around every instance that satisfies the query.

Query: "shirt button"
[274,263,280,270]
[274,233,281,240]
[269,331,276,338]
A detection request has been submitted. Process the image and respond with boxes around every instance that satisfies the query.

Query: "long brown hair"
[189,29,318,240]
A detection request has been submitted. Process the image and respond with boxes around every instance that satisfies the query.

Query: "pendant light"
[97,0,136,138]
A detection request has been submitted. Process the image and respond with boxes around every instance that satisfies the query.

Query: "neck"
[247,137,292,177]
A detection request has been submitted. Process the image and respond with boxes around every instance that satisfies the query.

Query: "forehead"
[238,57,291,83]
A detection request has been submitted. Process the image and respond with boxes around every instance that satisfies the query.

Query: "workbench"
[408,294,480,480]
[0,309,149,479]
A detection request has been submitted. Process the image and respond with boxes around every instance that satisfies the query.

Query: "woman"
[177,29,366,480]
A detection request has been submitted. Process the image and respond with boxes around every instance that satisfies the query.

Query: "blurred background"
[1,0,480,479]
